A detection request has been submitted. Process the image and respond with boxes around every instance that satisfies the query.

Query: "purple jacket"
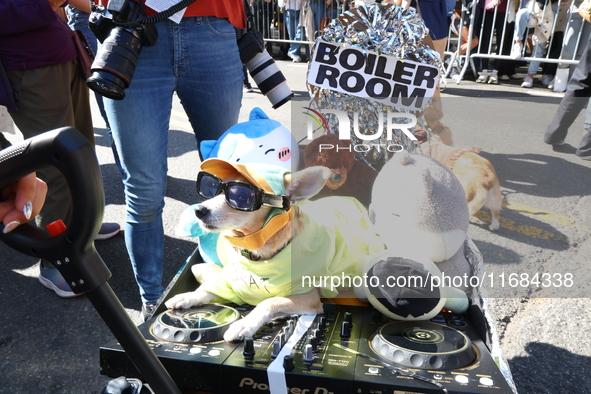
[0,0,77,71]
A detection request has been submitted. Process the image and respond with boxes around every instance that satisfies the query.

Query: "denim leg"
[513,8,531,42]
[285,10,302,56]
[527,43,545,75]
[176,17,243,146]
[310,0,326,37]
[104,43,173,304]
[103,17,242,304]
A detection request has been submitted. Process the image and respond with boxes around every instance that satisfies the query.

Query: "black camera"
[87,0,158,100]
[237,24,293,109]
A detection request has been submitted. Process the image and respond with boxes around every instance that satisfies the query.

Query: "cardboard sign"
[307,41,440,111]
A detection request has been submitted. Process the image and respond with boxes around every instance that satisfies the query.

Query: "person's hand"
[1,173,47,234]
[487,0,501,9]
[326,0,332,7]
[388,0,412,9]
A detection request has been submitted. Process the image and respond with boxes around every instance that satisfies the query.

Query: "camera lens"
[86,27,142,100]
[244,49,293,109]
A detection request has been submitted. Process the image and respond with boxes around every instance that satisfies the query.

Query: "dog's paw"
[489,219,500,231]
[165,292,203,309]
[223,319,259,342]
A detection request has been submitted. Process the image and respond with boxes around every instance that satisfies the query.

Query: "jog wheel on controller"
[369,321,476,370]
[151,304,240,343]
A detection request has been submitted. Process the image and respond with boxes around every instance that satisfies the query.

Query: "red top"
[96,0,246,29]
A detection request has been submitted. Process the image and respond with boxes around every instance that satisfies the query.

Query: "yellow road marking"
[474,210,568,242]
[502,200,590,232]
[474,199,591,242]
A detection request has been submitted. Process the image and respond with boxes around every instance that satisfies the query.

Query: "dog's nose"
[194,205,209,220]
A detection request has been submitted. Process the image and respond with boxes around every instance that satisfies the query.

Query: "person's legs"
[104,20,177,305]
[105,17,242,305]
[66,6,121,170]
[7,61,94,228]
[177,17,243,147]
[511,8,531,58]
[513,8,531,42]
[584,97,591,131]
[545,35,591,147]
[478,10,494,72]
[422,36,453,145]
[310,0,326,37]
[285,9,302,57]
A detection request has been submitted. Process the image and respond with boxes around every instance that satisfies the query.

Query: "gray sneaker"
[142,302,158,322]
[39,261,81,298]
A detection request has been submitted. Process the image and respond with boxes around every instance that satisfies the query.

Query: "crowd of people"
[254,0,589,92]
[2,0,591,323]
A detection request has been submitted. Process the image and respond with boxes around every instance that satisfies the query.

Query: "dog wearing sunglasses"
[165,158,385,341]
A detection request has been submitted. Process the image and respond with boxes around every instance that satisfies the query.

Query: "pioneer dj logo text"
[239,378,334,394]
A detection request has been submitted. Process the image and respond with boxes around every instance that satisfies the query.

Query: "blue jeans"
[285,9,302,56]
[514,2,558,75]
[310,0,326,38]
[104,17,243,304]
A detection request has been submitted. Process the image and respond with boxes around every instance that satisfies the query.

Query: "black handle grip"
[0,128,183,394]
[0,127,111,293]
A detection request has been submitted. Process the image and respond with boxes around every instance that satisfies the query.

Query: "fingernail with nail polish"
[23,201,32,220]
[3,221,21,234]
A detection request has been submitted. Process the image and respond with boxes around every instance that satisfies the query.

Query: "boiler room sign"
[307,41,440,111]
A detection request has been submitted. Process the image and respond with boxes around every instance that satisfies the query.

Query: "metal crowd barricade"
[249,0,350,50]
[444,0,586,84]
[250,0,586,85]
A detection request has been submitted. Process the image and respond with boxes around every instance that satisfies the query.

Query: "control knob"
[243,337,255,359]
[283,355,294,371]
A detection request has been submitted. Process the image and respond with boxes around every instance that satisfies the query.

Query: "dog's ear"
[284,166,331,202]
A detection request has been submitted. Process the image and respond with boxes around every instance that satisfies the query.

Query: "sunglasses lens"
[198,174,220,198]
[226,185,257,210]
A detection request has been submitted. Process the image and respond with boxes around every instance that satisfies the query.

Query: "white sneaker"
[521,76,533,88]
[511,42,523,59]
[288,53,301,63]
[540,74,553,86]
[476,72,489,83]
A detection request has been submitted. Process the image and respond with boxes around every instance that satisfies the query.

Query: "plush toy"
[355,150,471,319]
[200,107,299,168]
[303,134,378,207]
[177,107,299,268]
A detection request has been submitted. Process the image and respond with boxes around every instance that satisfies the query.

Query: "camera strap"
[93,0,199,25]
[137,0,199,24]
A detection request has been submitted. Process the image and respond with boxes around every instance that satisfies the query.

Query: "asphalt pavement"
[1,55,591,393]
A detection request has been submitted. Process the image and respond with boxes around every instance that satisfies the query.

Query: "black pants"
[544,33,591,158]
[476,9,514,74]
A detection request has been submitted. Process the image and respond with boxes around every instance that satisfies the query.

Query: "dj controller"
[100,302,513,394]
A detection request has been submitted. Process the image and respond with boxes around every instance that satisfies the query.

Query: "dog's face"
[194,172,273,237]
[194,165,332,245]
